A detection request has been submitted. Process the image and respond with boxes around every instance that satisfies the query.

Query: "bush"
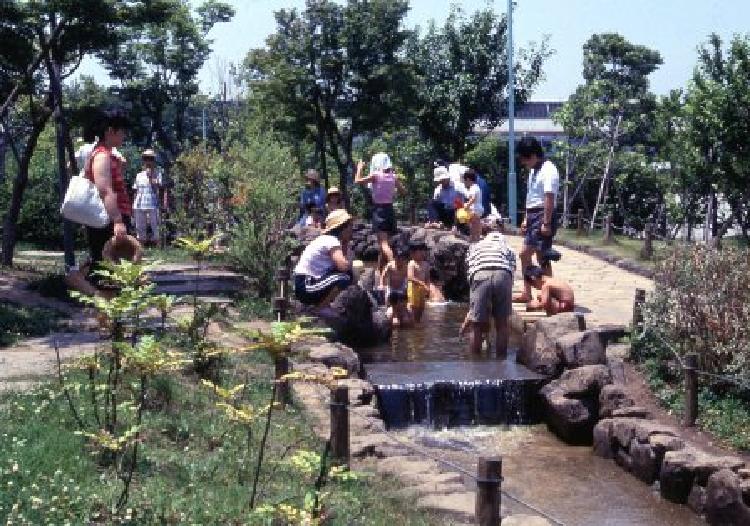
[634,244,750,376]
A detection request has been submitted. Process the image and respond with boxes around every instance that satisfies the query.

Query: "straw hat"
[305,169,321,183]
[322,209,352,234]
[433,166,450,182]
[327,186,341,197]
[141,148,156,159]
[102,234,143,264]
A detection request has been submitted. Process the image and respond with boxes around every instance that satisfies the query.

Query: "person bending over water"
[407,240,431,323]
[381,245,412,328]
[524,265,575,315]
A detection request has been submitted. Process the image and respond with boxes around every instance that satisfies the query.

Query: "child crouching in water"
[407,240,430,323]
[381,245,412,328]
[524,265,575,315]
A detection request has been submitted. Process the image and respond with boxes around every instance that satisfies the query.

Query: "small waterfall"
[376,378,544,429]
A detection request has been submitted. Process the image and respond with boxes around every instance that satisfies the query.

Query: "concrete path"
[505,234,653,327]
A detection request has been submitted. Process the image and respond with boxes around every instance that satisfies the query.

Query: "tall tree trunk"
[1,113,50,266]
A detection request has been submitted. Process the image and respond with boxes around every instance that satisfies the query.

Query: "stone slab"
[364,360,547,386]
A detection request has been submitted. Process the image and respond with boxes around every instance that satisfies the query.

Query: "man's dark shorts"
[524,209,557,253]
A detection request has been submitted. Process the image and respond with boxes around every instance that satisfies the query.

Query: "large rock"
[630,439,659,484]
[539,365,611,444]
[519,312,586,376]
[599,384,636,418]
[556,330,606,369]
[661,449,746,504]
[305,342,360,374]
[705,469,750,526]
[430,234,470,301]
[321,285,391,347]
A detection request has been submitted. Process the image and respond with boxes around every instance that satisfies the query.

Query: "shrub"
[634,244,750,376]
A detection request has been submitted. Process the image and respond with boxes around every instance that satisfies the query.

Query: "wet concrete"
[396,425,705,526]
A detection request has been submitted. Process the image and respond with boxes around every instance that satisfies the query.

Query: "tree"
[555,33,662,230]
[409,6,549,159]
[683,34,750,244]
[101,0,234,165]
[243,0,415,202]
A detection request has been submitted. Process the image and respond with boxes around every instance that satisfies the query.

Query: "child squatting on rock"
[524,265,575,315]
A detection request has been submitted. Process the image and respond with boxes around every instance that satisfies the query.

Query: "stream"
[359,303,704,526]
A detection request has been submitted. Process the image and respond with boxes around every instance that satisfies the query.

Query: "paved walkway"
[505,234,653,327]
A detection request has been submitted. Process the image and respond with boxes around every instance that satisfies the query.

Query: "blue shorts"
[525,209,557,253]
[294,272,351,305]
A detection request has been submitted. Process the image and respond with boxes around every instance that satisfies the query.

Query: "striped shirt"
[466,232,516,282]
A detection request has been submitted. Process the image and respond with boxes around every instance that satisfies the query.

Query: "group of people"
[292,136,576,355]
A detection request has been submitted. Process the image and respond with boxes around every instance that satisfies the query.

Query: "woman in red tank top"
[85,108,132,276]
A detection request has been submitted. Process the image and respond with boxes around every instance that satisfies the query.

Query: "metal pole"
[506,0,517,227]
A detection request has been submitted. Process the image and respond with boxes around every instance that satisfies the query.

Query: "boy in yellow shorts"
[407,240,431,322]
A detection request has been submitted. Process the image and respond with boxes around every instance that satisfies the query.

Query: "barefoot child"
[381,245,412,327]
[524,265,575,315]
[462,168,484,240]
[407,241,430,323]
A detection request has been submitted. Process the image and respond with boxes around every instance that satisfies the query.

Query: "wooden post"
[274,355,291,408]
[604,213,613,244]
[641,223,654,259]
[576,209,584,236]
[276,264,290,299]
[329,386,349,466]
[632,288,646,332]
[475,456,502,526]
[272,297,289,322]
[684,353,699,427]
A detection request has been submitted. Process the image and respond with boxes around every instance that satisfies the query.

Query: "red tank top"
[85,145,132,216]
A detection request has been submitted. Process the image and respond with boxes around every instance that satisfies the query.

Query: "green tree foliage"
[101,0,234,164]
[409,6,549,159]
[555,33,662,229]
[243,0,414,197]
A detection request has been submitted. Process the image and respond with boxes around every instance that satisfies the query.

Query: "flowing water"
[358,303,705,525]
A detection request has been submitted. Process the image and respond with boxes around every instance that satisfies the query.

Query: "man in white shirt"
[514,136,560,304]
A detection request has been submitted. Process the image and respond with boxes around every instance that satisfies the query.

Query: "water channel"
[359,303,704,526]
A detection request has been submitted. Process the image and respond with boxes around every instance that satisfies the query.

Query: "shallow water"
[395,425,705,526]
[358,304,705,525]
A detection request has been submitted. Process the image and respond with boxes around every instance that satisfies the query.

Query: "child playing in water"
[524,265,575,315]
[462,168,484,240]
[407,240,431,323]
[381,245,412,327]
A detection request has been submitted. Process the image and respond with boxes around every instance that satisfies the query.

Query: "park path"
[504,234,653,327]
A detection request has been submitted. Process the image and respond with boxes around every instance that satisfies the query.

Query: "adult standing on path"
[463,224,516,357]
[293,209,354,310]
[85,108,133,281]
[132,149,162,246]
[354,152,405,269]
[513,136,560,304]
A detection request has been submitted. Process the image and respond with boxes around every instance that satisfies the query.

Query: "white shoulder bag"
[60,155,110,228]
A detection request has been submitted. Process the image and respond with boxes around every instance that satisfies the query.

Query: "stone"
[705,469,750,526]
[688,484,707,514]
[605,343,631,361]
[615,449,633,472]
[737,468,750,479]
[376,456,443,484]
[612,406,651,419]
[593,419,614,458]
[661,449,745,504]
[741,479,750,506]
[306,342,360,374]
[415,492,475,522]
[322,285,391,347]
[431,234,471,301]
[393,473,465,499]
[336,378,375,405]
[556,330,606,369]
[611,418,638,449]
[591,323,628,347]
[599,384,636,418]
[539,365,611,445]
[519,312,587,376]
[648,434,685,465]
[502,515,553,526]
[357,267,378,293]
[630,440,659,484]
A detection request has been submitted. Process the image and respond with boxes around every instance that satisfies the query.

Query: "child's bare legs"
[411,305,424,323]
[377,232,393,270]
[469,322,489,353]
[494,315,509,359]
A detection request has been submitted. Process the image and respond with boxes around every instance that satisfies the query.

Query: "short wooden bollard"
[329,386,349,466]
[274,355,291,408]
[641,223,654,259]
[475,456,502,526]
[272,297,289,322]
[576,209,584,236]
[632,288,646,332]
[684,353,699,427]
[604,213,613,244]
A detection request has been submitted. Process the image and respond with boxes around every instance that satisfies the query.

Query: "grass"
[640,358,750,451]
[554,227,669,267]
[0,301,67,347]
[0,349,440,525]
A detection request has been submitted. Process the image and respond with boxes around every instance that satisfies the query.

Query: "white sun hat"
[433,166,450,182]
[370,152,392,173]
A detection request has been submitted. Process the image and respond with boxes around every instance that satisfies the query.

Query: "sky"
[74,0,750,100]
